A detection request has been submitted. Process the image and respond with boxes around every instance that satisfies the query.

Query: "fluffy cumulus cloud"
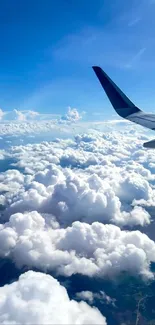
[13,109,39,121]
[0,270,106,324]
[76,291,115,306]
[1,124,155,325]
[60,107,83,123]
[1,130,154,227]
[0,107,83,136]
[1,129,155,282]
[1,165,151,227]
[76,291,95,304]
[0,149,7,161]
[0,169,26,206]
[0,211,154,278]
[0,108,39,122]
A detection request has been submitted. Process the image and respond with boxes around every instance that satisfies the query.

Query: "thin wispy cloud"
[53,27,134,70]
[125,47,146,69]
[128,17,141,27]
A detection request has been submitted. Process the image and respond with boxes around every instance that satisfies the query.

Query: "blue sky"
[1,0,155,118]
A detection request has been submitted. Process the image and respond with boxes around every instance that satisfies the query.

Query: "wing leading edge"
[92,66,155,133]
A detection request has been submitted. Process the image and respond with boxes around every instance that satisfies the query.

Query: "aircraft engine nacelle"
[143,139,155,148]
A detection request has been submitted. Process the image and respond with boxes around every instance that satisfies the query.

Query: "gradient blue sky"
[1,0,155,118]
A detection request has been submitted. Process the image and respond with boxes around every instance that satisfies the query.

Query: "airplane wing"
[92,66,155,148]
[93,66,155,146]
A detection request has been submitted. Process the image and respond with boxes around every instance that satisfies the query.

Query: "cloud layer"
[0,211,154,278]
[0,270,106,324]
[0,107,82,126]
[0,108,84,138]
[1,129,155,282]
[1,130,154,228]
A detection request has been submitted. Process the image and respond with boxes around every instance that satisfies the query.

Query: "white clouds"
[1,129,155,282]
[3,164,151,227]
[0,149,7,161]
[125,47,146,69]
[0,211,154,279]
[0,107,83,137]
[60,107,83,123]
[76,291,94,304]
[0,108,144,138]
[0,125,155,325]
[76,291,115,306]
[0,111,149,139]
[1,130,154,227]
[117,173,152,203]
[0,120,55,136]
[0,169,27,206]
[0,270,106,324]
[0,109,40,122]
[13,109,39,121]
[0,109,5,120]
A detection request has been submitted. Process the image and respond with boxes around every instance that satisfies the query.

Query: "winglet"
[92,66,140,118]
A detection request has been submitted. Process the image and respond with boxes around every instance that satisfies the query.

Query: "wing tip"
[92,66,101,71]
